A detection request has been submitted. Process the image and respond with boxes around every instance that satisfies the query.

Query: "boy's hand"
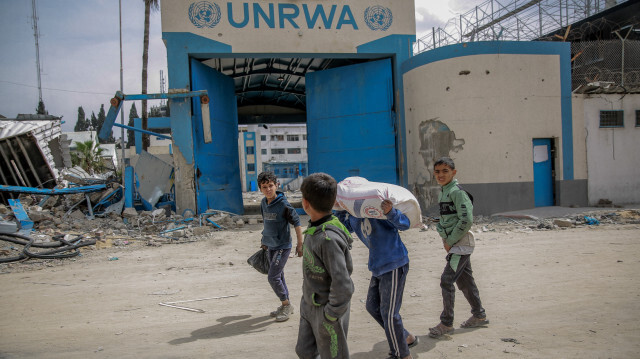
[260,244,268,251]
[381,199,393,215]
[443,242,451,253]
[295,243,303,257]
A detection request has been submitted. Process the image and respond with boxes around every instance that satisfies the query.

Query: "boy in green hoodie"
[429,157,488,338]
[295,173,354,359]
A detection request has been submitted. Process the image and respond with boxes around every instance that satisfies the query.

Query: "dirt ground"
[1,214,640,359]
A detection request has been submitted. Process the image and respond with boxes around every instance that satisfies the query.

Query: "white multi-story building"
[238,123,307,191]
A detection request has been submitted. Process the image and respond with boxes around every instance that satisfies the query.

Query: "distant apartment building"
[238,123,307,191]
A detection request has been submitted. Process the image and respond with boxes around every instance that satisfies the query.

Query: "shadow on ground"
[168,315,275,345]
[350,335,438,359]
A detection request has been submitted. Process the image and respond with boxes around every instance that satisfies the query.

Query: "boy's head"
[433,157,457,186]
[258,171,278,201]
[300,173,337,214]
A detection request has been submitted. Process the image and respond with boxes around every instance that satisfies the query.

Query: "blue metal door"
[306,58,397,184]
[191,59,243,214]
[533,138,554,207]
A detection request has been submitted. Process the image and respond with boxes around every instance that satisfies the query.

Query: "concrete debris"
[553,219,574,228]
[121,208,139,218]
[1,186,639,270]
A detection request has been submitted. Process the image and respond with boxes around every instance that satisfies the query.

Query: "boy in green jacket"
[429,157,488,338]
[296,173,354,359]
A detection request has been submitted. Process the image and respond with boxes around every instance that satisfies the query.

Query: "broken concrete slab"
[553,218,574,228]
[122,208,138,218]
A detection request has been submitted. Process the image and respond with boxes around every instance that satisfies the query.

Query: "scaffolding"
[414,0,630,54]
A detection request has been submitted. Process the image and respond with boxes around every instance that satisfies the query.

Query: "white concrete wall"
[404,53,564,192]
[571,96,588,182]
[580,93,640,204]
[162,0,415,53]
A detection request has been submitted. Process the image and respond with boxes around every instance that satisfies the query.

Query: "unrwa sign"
[188,1,393,31]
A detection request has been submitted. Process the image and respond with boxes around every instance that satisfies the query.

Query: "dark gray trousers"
[440,254,485,327]
[296,299,350,359]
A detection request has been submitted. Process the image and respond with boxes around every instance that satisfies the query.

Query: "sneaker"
[275,304,293,322]
[270,305,284,317]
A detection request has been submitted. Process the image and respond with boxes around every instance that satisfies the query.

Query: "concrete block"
[122,208,139,218]
[193,226,212,236]
[553,218,573,228]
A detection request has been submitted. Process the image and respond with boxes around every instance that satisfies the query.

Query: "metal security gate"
[305,58,397,184]
[190,59,243,214]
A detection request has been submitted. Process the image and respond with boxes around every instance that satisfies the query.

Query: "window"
[260,135,267,141]
[636,110,640,127]
[287,148,301,154]
[303,134,307,141]
[261,149,267,155]
[287,135,299,141]
[246,146,255,155]
[599,110,623,128]
[271,148,285,154]
[271,135,284,141]
[247,163,255,172]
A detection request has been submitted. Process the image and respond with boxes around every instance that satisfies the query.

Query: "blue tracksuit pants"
[267,247,291,302]
[366,263,411,358]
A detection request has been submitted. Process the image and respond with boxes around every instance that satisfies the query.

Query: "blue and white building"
[158,0,637,215]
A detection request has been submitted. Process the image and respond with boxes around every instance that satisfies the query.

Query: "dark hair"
[257,171,277,186]
[301,173,337,213]
[434,157,456,170]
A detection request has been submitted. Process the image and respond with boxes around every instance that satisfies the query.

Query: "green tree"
[74,106,87,131]
[70,140,105,175]
[127,103,139,148]
[141,0,159,151]
[90,112,98,132]
[35,100,47,115]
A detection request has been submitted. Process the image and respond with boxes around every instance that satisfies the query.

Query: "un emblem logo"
[188,1,221,28]
[364,5,393,31]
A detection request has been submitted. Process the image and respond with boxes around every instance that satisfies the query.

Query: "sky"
[0,0,482,135]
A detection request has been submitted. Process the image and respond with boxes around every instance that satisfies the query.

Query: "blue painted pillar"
[124,166,134,208]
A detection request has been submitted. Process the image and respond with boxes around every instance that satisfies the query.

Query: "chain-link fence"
[571,40,640,89]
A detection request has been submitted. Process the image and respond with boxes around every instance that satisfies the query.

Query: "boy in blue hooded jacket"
[258,171,303,322]
[337,197,418,359]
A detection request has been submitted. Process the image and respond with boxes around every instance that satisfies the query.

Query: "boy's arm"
[283,202,303,256]
[382,199,411,231]
[283,201,301,227]
[321,235,354,321]
[444,190,473,247]
[294,225,303,257]
[335,210,355,233]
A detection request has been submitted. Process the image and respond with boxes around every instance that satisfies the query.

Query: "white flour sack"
[334,177,423,228]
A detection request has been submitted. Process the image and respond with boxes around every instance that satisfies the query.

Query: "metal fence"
[414,0,631,54]
[571,39,640,89]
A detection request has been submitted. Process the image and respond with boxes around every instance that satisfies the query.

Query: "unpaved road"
[1,218,639,358]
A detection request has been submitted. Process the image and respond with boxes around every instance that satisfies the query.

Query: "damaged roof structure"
[0,114,64,203]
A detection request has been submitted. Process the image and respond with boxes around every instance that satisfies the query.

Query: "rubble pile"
[0,190,264,268]
[471,209,640,233]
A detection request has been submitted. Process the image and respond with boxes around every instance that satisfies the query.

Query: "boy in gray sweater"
[295,173,354,359]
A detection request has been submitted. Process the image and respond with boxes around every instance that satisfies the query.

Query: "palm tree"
[142,0,159,151]
[71,141,105,175]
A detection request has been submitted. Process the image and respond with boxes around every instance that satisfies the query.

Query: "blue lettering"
[279,4,299,29]
[223,3,359,30]
[253,3,275,28]
[302,4,336,29]
[337,6,357,30]
[227,3,249,28]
